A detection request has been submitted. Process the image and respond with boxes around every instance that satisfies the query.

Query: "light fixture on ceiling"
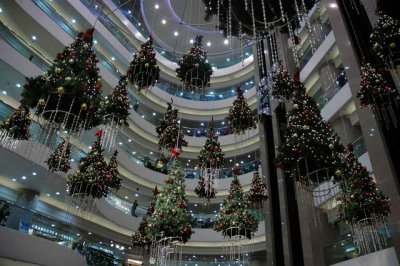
[174,31,179,36]
[2,91,7,95]
[125,196,128,199]
[32,172,37,176]
[46,193,50,197]
[0,8,3,13]
[128,139,132,142]
[162,19,166,24]
[71,19,76,23]
[152,112,156,116]
[329,3,338,8]
[206,41,211,46]
[31,35,37,41]
[93,40,97,44]
[21,176,26,180]
[135,193,139,197]
[119,142,123,145]
[150,151,153,155]
[111,57,115,61]
[224,39,229,45]
[226,58,230,62]
[12,178,16,182]
[189,39,194,44]
[16,83,21,88]
[155,4,159,9]
[56,192,60,195]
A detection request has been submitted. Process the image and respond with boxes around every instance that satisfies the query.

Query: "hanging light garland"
[287,18,300,67]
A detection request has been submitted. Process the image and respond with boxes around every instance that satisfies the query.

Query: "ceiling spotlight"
[189,39,194,44]
[162,19,166,24]
[128,139,132,142]
[12,178,16,182]
[150,151,153,155]
[224,39,229,45]
[128,10,132,14]
[31,35,37,41]
[125,196,128,199]
[329,3,338,8]
[46,193,50,197]
[226,58,230,62]
[93,40,97,44]
[21,176,26,180]
[206,41,211,46]
[71,19,76,23]
[135,193,139,197]
[16,83,21,88]
[2,91,6,95]
[152,112,156,116]
[56,192,60,195]
[174,31,179,36]
[155,4,159,9]
[0,8,3,13]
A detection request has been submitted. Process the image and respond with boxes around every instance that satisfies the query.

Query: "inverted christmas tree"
[21,28,103,130]
[105,150,122,191]
[176,35,213,91]
[146,159,193,243]
[247,167,268,206]
[370,11,400,66]
[101,76,130,126]
[275,83,345,184]
[271,64,295,100]
[0,99,31,141]
[66,130,109,198]
[127,38,160,93]
[338,144,390,223]
[195,124,224,199]
[46,140,71,173]
[357,63,398,108]
[214,175,258,239]
[226,87,257,134]
[132,187,159,247]
[156,103,187,152]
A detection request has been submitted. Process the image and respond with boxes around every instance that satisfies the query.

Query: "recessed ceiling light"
[2,91,7,95]
[188,159,191,162]
[125,196,128,199]
[88,232,92,235]
[16,83,21,88]
[132,151,136,154]
[56,192,60,195]
[46,193,50,196]
[12,178,16,182]
[141,115,145,118]
[189,39,194,44]
[0,8,3,13]
[224,39,229,45]
[31,35,37,41]
[329,3,338,8]
[51,224,55,227]
[150,151,153,155]
[93,40,97,44]
[222,121,225,125]
[206,42,211,46]
[71,158,75,162]
[152,112,156,116]
[135,193,139,197]
[162,19,166,24]
[21,176,26,180]
[226,58,230,62]
[155,4,159,9]
[77,233,80,236]
[111,57,115,61]
[174,31,179,36]
[119,142,123,145]
[71,19,76,23]
[138,22,141,26]
[32,172,37,176]
[128,139,132,142]
[128,10,132,14]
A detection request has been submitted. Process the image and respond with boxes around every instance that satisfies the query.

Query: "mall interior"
[0,0,400,265]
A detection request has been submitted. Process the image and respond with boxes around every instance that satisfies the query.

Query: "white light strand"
[304,13,316,53]
[287,19,300,67]
[271,29,279,64]
[217,0,220,30]
[261,0,268,32]
[239,22,244,66]
[228,0,232,49]
[279,0,285,22]
[244,0,248,11]
[294,0,302,24]
[250,0,256,38]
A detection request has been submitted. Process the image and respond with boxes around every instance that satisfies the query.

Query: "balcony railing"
[352,136,367,158]
[313,70,348,109]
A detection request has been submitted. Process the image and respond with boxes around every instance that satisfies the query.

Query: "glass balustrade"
[299,21,333,69]
[313,70,348,109]
[352,136,367,158]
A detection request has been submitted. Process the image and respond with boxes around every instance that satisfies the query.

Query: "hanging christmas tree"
[271,64,295,100]
[357,63,398,108]
[195,124,224,199]
[132,187,159,247]
[0,99,31,141]
[338,144,390,223]
[66,130,109,199]
[127,38,160,93]
[176,35,213,91]
[21,28,103,130]
[101,75,130,126]
[156,103,187,152]
[247,167,268,206]
[46,140,71,173]
[275,83,345,185]
[370,11,400,66]
[105,150,122,191]
[146,159,193,243]
[226,87,257,134]
[214,175,258,239]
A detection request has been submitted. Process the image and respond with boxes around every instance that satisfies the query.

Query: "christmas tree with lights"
[156,103,187,151]
[176,35,213,91]
[357,63,398,108]
[370,11,400,65]
[67,130,109,198]
[214,175,258,239]
[338,144,390,223]
[127,38,160,93]
[275,83,345,184]
[146,159,193,243]
[46,140,71,173]
[226,87,257,134]
[132,187,159,247]
[247,167,268,206]
[21,28,103,129]
[101,75,130,126]
[271,64,295,100]
[0,99,31,140]
[106,150,122,191]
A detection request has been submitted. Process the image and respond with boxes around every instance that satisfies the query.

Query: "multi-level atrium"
[0,0,400,265]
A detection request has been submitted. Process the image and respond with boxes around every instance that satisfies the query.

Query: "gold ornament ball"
[38,98,46,106]
[302,125,309,130]
[156,160,164,169]
[293,104,299,109]
[389,42,396,49]
[57,86,65,94]
[329,144,334,150]
[65,77,72,82]
[293,133,298,138]
[335,170,342,177]
[80,103,88,111]
[69,58,74,64]
[145,63,150,68]
[55,67,62,74]
[43,72,49,78]
[119,119,125,125]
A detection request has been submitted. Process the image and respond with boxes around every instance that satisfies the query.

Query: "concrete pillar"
[319,62,339,91]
